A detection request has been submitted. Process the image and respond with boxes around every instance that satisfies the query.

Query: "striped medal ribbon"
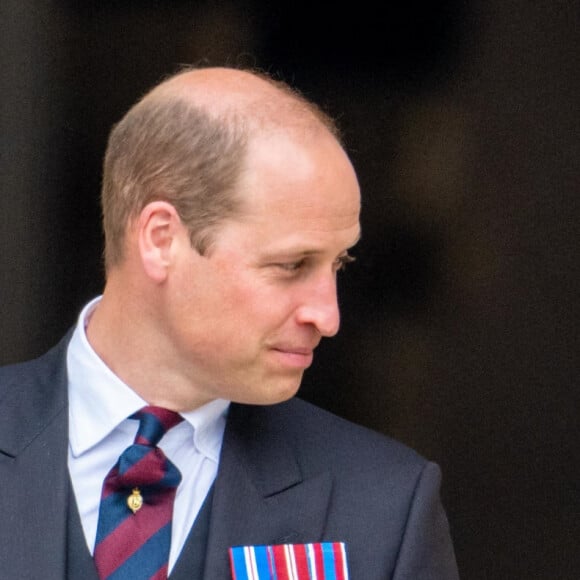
[229,542,349,580]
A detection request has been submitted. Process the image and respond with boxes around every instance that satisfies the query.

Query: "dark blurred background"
[1,1,578,578]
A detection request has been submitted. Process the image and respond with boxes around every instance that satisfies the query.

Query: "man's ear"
[136,201,183,283]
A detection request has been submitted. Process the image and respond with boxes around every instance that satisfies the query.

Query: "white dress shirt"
[67,296,230,572]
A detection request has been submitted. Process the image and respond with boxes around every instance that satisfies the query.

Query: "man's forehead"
[217,215,361,256]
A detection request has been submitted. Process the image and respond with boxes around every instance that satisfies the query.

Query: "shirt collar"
[181,399,230,462]
[67,296,230,460]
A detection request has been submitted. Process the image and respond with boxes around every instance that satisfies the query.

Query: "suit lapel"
[203,403,333,579]
[0,335,72,579]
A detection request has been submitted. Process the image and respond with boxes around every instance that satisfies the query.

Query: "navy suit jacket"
[0,334,459,579]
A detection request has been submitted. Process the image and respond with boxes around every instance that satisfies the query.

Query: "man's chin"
[249,374,304,406]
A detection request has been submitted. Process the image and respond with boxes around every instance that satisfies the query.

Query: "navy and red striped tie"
[94,406,183,580]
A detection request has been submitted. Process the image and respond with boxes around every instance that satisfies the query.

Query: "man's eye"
[277,259,306,272]
[335,253,356,271]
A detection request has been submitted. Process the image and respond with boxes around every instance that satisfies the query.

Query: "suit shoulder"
[233,397,428,474]
[299,397,424,459]
[0,333,70,401]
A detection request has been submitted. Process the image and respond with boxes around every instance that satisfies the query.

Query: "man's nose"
[295,274,341,337]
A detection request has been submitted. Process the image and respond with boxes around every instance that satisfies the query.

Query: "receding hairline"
[136,66,342,142]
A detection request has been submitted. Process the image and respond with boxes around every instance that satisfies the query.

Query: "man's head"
[92,66,361,410]
[101,66,342,271]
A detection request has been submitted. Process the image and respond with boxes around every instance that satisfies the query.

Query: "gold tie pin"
[127,487,143,514]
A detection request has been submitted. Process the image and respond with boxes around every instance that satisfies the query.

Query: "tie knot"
[131,405,183,447]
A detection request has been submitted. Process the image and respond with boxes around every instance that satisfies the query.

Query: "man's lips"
[273,346,314,355]
[269,345,317,368]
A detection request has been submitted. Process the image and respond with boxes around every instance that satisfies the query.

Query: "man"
[0,66,459,579]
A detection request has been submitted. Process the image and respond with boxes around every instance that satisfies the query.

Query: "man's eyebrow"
[262,248,322,258]
[260,233,361,259]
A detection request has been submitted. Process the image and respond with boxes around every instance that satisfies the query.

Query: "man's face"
[164,131,361,408]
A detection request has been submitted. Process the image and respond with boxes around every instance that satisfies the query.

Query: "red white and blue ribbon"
[229,542,349,580]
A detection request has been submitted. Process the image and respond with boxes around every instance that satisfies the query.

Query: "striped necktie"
[94,406,183,580]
